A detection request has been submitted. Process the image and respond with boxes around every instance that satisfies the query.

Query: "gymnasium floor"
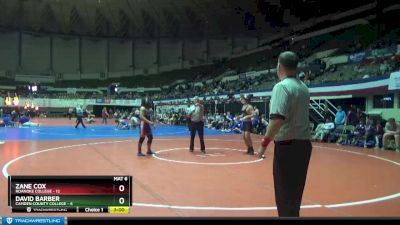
[0,118,399,217]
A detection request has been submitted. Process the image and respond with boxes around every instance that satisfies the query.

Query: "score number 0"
[118,185,125,205]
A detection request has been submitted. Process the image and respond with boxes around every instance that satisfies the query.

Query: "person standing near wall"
[67,107,73,120]
[102,107,109,124]
[334,106,346,126]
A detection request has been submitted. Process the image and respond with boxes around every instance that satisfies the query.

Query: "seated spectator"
[327,123,347,143]
[215,113,224,130]
[130,115,139,129]
[364,118,376,148]
[312,118,335,142]
[374,118,384,149]
[168,114,174,125]
[252,116,259,133]
[222,112,234,132]
[348,120,366,146]
[11,110,18,124]
[257,114,268,135]
[356,108,366,122]
[382,118,400,152]
[230,117,242,134]
[379,60,389,75]
[334,106,346,126]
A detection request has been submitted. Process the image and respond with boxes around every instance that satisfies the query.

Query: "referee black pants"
[273,140,312,217]
[189,121,205,151]
[75,117,86,128]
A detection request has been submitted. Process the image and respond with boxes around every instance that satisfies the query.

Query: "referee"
[258,51,312,217]
[75,105,86,128]
[189,97,206,153]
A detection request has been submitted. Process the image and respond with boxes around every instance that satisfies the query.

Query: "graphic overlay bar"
[8,176,132,213]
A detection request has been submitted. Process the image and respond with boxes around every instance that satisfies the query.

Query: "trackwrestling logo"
[2,217,64,225]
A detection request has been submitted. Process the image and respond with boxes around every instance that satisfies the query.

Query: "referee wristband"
[261,137,272,148]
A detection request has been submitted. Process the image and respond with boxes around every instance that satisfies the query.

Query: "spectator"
[230,116,242,134]
[347,105,358,126]
[215,113,224,130]
[298,71,306,81]
[348,120,366,146]
[254,106,260,118]
[130,115,139,129]
[257,114,269,135]
[334,106,346,126]
[323,104,332,121]
[364,118,376,148]
[304,74,311,86]
[11,110,18,124]
[356,108,366,123]
[109,108,114,119]
[374,118,384,149]
[135,108,140,117]
[379,60,389,75]
[382,118,400,152]
[222,112,234,132]
[312,118,335,142]
[67,108,73,120]
[102,107,109,124]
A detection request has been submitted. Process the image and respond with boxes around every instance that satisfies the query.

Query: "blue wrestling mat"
[0,125,234,141]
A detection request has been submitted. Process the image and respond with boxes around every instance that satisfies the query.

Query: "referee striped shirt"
[269,77,310,141]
